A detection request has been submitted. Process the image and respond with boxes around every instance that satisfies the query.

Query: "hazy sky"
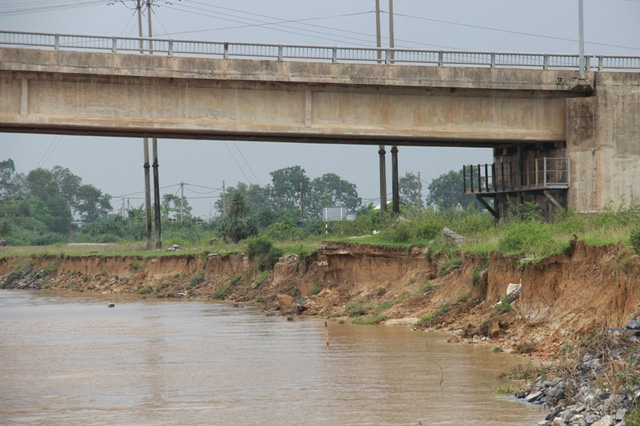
[1,0,639,218]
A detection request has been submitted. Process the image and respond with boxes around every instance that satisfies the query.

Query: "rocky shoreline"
[516,324,640,426]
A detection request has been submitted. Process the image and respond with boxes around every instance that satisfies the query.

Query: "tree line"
[0,159,111,245]
[0,158,478,246]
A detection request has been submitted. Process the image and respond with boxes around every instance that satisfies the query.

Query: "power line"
[36,135,63,169]
[170,3,459,50]
[232,143,260,186]
[112,182,180,198]
[164,3,382,47]
[0,0,106,17]
[223,142,252,184]
[392,11,640,52]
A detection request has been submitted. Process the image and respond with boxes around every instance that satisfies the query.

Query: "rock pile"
[517,323,640,425]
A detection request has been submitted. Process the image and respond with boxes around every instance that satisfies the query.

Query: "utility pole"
[391,146,399,213]
[180,181,185,222]
[578,0,585,79]
[137,0,152,250]
[299,182,304,222]
[388,0,395,63]
[222,180,226,216]
[418,171,422,211]
[375,0,382,63]
[147,0,153,54]
[375,1,387,218]
[148,0,161,248]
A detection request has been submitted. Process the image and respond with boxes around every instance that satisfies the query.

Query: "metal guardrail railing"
[1,30,639,71]
[464,157,570,194]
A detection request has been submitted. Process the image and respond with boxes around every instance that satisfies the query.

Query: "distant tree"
[162,193,192,220]
[50,167,111,222]
[218,190,258,243]
[426,169,479,210]
[26,168,59,201]
[51,166,82,210]
[399,172,421,207]
[247,183,272,210]
[75,184,112,222]
[307,173,361,217]
[0,159,27,200]
[269,166,310,211]
[26,168,72,233]
[215,182,270,215]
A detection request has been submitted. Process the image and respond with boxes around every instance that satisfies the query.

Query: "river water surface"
[0,290,545,425]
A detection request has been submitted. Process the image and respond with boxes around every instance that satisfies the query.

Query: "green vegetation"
[255,271,269,285]
[352,314,387,325]
[494,299,513,313]
[229,274,243,286]
[374,294,410,310]
[210,286,228,300]
[210,274,244,300]
[471,267,486,287]
[341,300,368,317]
[438,258,462,277]
[137,285,153,295]
[518,344,535,354]
[419,280,433,293]
[415,302,452,328]
[493,383,514,395]
[308,282,323,296]
[189,271,205,287]
[631,225,640,256]
[1,159,638,277]
[625,406,640,426]
[247,235,283,271]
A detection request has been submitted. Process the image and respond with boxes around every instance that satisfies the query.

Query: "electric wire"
[392,11,640,52]
[112,183,180,198]
[36,135,63,169]
[0,0,106,17]
[232,143,260,186]
[164,3,377,47]
[223,142,252,184]
[170,3,458,50]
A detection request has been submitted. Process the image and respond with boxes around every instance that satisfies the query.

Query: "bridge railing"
[1,30,639,71]
[464,158,570,194]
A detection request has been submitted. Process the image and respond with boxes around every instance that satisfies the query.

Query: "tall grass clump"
[499,220,555,258]
[246,235,283,271]
[631,225,640,256]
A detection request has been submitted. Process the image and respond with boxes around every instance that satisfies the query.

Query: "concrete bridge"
[1,32,639,216]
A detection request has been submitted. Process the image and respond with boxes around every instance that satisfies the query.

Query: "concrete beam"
[0,48,574,145]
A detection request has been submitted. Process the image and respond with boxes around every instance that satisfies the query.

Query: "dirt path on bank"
[1,241,639,360]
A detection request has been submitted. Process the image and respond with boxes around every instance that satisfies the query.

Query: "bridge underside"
[0,48,576,147]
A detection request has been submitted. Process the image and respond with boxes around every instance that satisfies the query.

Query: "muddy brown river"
[0,290,545,425]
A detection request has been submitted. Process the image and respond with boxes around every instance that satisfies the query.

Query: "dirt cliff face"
[1,241,639,357]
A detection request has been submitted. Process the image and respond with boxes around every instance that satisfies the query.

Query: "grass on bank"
[2,200,639,263]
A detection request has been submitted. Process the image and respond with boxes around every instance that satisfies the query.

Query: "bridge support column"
[391,145,399,214]
[378,145,387,217]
